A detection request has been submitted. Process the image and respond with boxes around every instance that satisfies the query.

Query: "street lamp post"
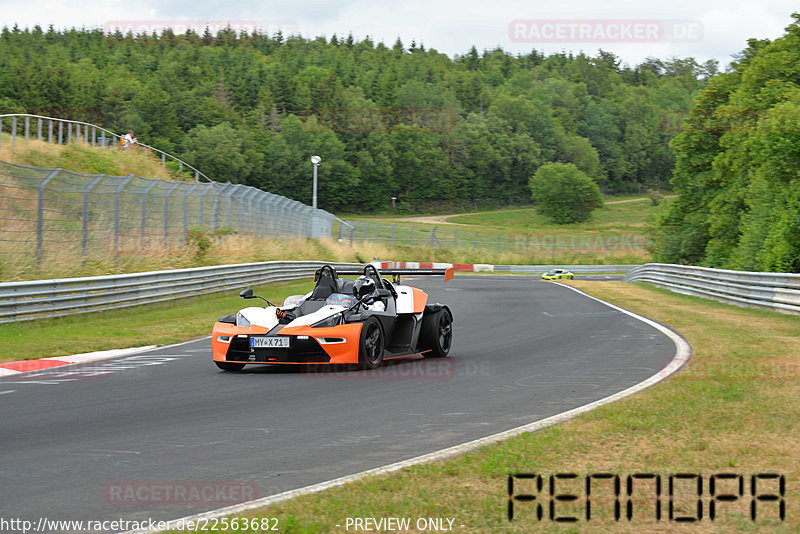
[310,155,321,209]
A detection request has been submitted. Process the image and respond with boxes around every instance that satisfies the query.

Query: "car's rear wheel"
[359,317,384,369]
[421,307,453,358]
[215,361,245,372]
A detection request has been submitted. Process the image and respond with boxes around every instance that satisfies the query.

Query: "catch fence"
[0,160,336,264]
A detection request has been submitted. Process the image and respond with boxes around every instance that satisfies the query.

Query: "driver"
[353,275,385,312]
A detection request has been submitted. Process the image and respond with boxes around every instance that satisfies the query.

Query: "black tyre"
[420,307,453,358]
[215,361,245,372]
[359,317,384,369]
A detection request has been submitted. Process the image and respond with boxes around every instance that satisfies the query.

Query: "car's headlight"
[236,312,251,328]
[311,313,342,328]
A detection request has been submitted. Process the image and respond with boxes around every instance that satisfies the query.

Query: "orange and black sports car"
[212,264,454,371]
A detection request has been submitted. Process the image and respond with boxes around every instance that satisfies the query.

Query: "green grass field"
[347,195,672,238]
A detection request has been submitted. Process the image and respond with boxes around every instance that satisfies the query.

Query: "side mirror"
[375,289,391,298]
[239,288,255,299]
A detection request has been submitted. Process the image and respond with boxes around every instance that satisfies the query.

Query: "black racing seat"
[337,278,355,295]
[310,265,339,300]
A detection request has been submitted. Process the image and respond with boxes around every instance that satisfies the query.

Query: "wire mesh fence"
[0,113,211,181]
[0,160,336,266]
[338,220,649,256]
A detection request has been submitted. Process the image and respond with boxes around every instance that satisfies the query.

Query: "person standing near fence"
[122,130,137,149]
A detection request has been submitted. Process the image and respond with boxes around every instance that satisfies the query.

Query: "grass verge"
[199,281,799,533]
[0,135,181,180]
[0,279,309,362]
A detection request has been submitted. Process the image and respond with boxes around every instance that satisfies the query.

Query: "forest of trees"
[0,25,714,211]
[652,14,800,272]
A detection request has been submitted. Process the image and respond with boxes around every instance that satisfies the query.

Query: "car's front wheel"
[359,317,384,369]
[421,307,453,358]
[215,361,246,372]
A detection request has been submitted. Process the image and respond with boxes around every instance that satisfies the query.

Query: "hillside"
[0,134,183,180]
[0,27,712,211]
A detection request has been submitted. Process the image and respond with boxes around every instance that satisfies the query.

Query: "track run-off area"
[0,275,682,528]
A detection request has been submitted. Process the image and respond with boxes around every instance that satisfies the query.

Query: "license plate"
[250,336,290,348]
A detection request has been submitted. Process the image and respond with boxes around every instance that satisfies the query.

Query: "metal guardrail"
[623,263,800,315]
[0,261,362,323]
[0,113,212,182]
[494,264,635,274]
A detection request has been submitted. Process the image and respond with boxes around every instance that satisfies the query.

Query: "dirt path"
[369,196,677,225]
[371,215,470,225]
[605,195,676,205]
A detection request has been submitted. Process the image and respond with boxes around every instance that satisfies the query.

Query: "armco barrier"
[0,261,362,323]
[492,264,634,274]
[377,262,635,274]
[623,263,800,315]
[1,262,635,323]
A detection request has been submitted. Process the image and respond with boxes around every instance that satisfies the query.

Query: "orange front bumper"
[212,321,364,364]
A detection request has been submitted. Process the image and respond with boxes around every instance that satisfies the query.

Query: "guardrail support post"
[200,183,213,230]
[24,116,30,142]
[258,196,268,237]
[82,175,105,258]
[11,116,16,146]
[114,175,134,253]
[182,182,199,239]
[223,184,238,231]
[48,120,53,143]
[164,182,181,248]
[58,121,63,144]
[36,169,62,264]
[37,117,42,141]
[140,181,159,248]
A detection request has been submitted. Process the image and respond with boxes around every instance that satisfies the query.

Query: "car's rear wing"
[333,266,454,283]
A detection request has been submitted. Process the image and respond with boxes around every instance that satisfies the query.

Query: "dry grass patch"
[0,137,178,180]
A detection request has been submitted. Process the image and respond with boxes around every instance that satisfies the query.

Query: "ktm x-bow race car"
[212,264,454,371]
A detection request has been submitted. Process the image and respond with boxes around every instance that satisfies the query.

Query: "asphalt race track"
[0,275,677,527]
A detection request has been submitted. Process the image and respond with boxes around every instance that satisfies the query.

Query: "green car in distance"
[541,268,574,280]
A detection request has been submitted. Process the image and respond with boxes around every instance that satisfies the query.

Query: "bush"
[647,188,664,206]
[529,163,603,224]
